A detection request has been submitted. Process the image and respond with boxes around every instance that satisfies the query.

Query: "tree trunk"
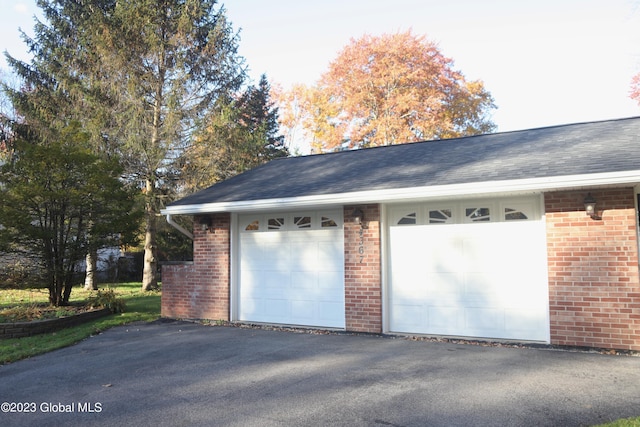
[49,285,60,306]
[51,249,65,306]
[84,249,98,290]
[50,276,64,306]
[142,177,158,291]
[142,66,164,292]
[62,274,73,305]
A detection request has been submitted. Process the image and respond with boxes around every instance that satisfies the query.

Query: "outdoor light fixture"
[584,193,597,218]
[352,208,364,226]
[200,217,212,232]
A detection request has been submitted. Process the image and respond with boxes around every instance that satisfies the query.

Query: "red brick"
[343,205,382,333]
[545,189,640,351]
[161,213,230,321]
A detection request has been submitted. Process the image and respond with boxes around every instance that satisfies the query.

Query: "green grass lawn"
[0,282,160,364]
[596,418,640,427]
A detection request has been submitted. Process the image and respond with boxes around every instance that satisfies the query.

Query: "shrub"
[87,289,126,313]
[0,304,47,322]
[0,259,44,289]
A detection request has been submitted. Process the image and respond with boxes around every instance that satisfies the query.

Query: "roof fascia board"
[162,170,640,215]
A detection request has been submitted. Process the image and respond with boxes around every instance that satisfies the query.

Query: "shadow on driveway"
[1,320,639,427]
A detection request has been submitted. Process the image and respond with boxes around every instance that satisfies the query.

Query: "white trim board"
[162,170,640,215]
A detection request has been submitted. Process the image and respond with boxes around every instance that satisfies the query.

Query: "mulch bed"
[0,302,96,323]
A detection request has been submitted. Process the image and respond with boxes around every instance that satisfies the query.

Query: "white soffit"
[161,170,640,215]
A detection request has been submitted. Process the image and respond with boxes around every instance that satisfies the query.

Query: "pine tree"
[3,0,130,290]
[4,0,247,291]
[181,74,288,191]
[94,0,246,290]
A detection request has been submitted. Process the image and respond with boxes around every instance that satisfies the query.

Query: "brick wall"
[344,204,382,333]
[161,213,230,321]
[545,188,640,351]
[0,308,111,339]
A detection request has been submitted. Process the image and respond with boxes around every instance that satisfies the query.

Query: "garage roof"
[164,117,640,214]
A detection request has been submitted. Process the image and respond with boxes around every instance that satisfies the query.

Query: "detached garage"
[161,117,640,351]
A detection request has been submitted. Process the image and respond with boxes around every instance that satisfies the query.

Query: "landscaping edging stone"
[0,308,112,339]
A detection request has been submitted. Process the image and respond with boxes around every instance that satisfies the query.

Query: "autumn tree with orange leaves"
[278,31,496,152]
[630,73,640,106]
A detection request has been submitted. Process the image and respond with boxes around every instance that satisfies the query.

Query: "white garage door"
[238,210,345,328]
[388,198,549,342]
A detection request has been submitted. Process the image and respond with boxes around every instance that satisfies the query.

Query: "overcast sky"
[3,0,640,135]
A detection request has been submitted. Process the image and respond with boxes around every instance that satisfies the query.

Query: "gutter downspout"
[166,214,193,240]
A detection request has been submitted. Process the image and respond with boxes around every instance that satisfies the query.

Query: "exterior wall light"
[584,193,597,218]
[200,217,212,232]
[352,208,364,226]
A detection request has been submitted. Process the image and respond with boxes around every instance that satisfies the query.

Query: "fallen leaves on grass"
[0,304,93,322]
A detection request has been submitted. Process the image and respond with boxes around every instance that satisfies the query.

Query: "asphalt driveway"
[1,320,639,427]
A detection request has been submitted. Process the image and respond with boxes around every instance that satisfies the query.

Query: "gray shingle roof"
[169,117,640,207]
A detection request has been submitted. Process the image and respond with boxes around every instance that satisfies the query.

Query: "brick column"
[344,204,382,333]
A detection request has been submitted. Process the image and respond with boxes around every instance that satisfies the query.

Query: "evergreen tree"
[94,0,246,290]
[236,75,289,165]
[3,0,247,291]
[2,0,130,289]
[182,74,288,191]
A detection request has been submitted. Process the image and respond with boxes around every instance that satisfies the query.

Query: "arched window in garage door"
[397,212,417,225]
[464,206,491,223]
[428,208,453,224]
